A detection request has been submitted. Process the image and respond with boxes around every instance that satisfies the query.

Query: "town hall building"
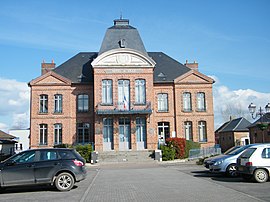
[29,19,215,152]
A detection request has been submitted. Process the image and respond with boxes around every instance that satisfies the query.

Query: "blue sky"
[0,0,269,131]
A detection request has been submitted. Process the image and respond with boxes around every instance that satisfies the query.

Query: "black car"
[0,148,87,191]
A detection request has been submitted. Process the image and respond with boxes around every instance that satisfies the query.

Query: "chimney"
[185,60,198,71]
[41,59,55,75]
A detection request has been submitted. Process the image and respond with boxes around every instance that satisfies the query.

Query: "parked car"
[0,148,87,191]
[204,144,258,177]
[237,144,270,183]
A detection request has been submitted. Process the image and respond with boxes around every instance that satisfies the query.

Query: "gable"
[92,48,156,68]
[29,71,71,86]
[174,70,214,84]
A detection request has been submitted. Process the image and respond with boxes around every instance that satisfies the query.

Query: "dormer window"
[119,39,126,48]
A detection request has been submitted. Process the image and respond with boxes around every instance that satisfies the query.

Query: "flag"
[123,95,129,110]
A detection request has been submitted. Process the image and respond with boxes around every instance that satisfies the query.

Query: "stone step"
[97,150,155,163]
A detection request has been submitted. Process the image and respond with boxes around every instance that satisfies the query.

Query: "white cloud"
[213,77,270,129]
[0,78,30,131]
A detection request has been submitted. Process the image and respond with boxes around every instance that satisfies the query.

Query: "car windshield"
[224,146,241,155]
[226,146,250,155]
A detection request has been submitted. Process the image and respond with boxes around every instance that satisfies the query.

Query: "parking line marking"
[80,168,100,202]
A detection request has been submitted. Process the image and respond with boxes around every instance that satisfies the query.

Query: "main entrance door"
[119,118,131,151]
[136,117,146,150]
[158,122,170,148]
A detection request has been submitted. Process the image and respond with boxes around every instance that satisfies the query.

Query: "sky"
[0,0,269,132]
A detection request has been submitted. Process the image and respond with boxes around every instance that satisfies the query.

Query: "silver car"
[204,144,258,177]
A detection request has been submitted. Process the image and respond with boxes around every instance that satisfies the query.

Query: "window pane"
[183,93,191,111]
[197,92,205,111]
[158,93,168,111]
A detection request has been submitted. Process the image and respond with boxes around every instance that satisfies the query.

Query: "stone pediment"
[29,71,71,86]
[91,48,156,68]
[174,70,214,84]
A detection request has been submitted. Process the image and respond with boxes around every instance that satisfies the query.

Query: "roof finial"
[120,11,123,20]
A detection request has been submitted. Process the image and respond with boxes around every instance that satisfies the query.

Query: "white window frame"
[184,121,193,141]
[54,94,63,113]
[102,80,113,104]
[54,123,62,145]
[158,93,168,112]
[39,94,48,113]
[135,79,146,104]
[197,92,206,111]
[39,124,48,145]
[198,121,207,142]
[183,92,192,112]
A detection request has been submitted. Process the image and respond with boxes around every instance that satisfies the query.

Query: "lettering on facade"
[104,69,143,74]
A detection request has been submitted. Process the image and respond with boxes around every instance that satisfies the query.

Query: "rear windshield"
[58,150,76,159]
[240,148,256,158]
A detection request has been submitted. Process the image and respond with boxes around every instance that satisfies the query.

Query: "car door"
[1,150,36,186]
[34,150,61,184]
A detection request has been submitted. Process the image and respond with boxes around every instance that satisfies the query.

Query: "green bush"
[74,144,93,163]
[184,140,200,158]
[166,138,186,159]
[160,145,176,161]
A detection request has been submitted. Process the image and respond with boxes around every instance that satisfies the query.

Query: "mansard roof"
[99,19,148,56]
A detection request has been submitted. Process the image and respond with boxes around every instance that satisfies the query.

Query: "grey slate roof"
[148,52,191,83]
[52,52,191,84]
[248,113,270,128]
[99,19,148,56]
[53,52,97,83]
[219,117,251,133]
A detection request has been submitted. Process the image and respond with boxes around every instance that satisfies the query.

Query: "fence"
[188,146,221,160]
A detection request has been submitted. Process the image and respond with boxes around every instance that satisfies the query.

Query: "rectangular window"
[39,94,48,113]
[39,124,48,145]
[103,118,113,142]
[77,123,90,144]
[54,123,62,145]
[135,79,146,104]
[198,121,207,142]
[158,93,168,112]
[54,94,63,113]
[78,94,89,112]
[136,118,146,142]
[184,121,193,141]
[197,92,206,111]
[183,92,192,112]
[118,80,130,110]
[102,80,112,104]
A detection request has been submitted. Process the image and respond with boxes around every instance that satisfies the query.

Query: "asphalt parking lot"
[0,161,269,202]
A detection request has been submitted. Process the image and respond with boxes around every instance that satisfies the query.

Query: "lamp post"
[248,103,270,143]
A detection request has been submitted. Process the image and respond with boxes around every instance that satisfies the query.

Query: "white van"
[237,144,270,183]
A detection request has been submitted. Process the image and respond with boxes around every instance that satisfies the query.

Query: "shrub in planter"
[75,144,93,163]
[160,145,176,161]
[166,138,186,159]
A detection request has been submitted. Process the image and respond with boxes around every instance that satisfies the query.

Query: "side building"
[29,19,215,152]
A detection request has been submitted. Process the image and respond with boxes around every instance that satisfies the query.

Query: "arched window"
[135,79,146,104]
[197,92,206,111]
[39,94,48,113]
[39,124,48,145]
[102,80,112,104]
[54,94,63,113]
[54,123,62,145]
[158,93,168,112]
[184,121,193,141]
[183,92,192,112]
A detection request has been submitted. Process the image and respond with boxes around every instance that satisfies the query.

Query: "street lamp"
[248,103,270,143]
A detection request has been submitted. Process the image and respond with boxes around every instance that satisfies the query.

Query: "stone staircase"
[97,150,155,163]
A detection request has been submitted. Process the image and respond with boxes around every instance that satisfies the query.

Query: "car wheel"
[254,169,268,183]
[55,172,75,191]
[226,164,239,177]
